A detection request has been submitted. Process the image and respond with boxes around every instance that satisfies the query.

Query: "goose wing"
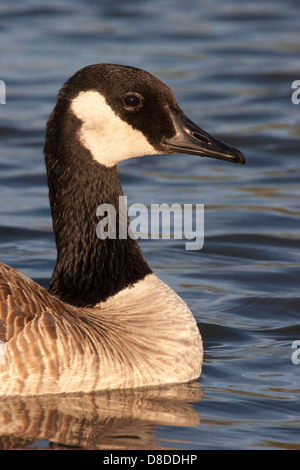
[0,262,50,342]
[0,262,96,395]
[0,261,87,343]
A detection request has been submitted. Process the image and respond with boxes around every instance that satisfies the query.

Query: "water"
[0,0,300,450]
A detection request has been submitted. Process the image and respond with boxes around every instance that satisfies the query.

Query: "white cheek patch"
[70,91,160,167]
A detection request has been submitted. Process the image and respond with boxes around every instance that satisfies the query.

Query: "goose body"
[0,64,245,397]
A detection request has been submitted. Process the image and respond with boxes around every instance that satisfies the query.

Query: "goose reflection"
[0,382,203,450]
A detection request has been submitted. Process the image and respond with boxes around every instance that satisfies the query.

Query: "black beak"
[164,111,245,165]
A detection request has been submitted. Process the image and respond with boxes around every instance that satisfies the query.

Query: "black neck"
[44,106,152,307]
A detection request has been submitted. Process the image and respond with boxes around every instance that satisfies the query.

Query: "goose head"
[52,63,245,168]
[44,64,245,307]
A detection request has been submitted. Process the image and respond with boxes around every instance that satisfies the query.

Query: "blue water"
[0,0,300,450]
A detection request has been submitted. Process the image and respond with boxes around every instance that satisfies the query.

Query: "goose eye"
[123,93,143,110]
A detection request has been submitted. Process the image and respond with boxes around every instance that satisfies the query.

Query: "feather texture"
[0,262,202,397]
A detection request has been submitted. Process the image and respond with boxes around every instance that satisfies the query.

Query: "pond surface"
[0,0,299,450]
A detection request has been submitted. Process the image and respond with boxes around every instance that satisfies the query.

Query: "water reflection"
[0,382,203,450]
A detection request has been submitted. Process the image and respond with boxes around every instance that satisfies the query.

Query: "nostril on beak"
[192,132,210,144]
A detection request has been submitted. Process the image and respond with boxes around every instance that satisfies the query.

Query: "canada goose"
[0,64,245,397]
